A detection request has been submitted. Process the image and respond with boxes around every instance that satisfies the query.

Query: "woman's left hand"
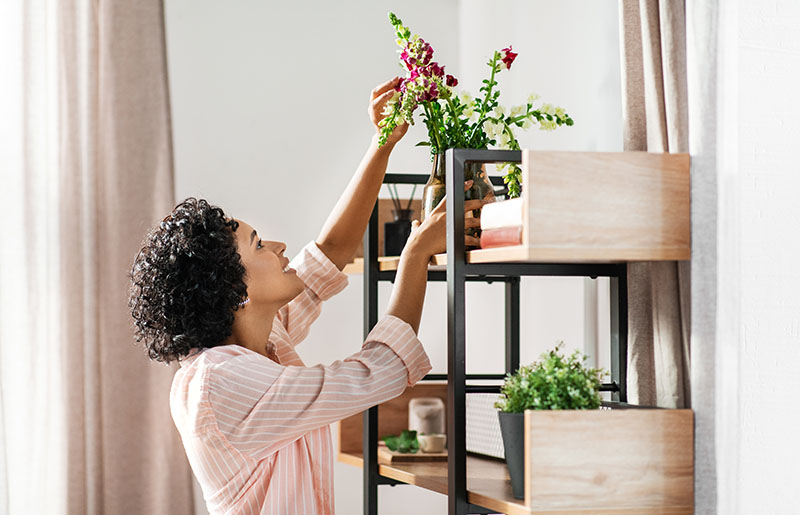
[369,77,408,146]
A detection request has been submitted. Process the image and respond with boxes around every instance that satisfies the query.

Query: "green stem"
[445,97,466,148]
[501,120,521,150]
[423,102,443,152]
[468,52,499,144]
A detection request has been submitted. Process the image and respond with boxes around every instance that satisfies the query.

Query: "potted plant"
[495,343,605,499]
[378,12,574,221]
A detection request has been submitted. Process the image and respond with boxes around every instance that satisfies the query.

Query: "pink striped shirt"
[170,242,432,514]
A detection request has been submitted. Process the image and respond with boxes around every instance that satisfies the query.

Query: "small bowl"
[418,433,447,453]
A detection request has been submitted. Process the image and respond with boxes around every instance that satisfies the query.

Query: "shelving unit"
[341,149,692,515]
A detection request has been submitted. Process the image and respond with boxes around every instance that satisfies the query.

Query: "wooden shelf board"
[339,451,532,515]
[337,451,691,514]
[344,244,689,274]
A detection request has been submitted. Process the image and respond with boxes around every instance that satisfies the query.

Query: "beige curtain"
[619,0,692,408]
[0,0,194,513]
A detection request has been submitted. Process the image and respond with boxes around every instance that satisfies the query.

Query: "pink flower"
[500,46,518,70]
[446,74,458,87]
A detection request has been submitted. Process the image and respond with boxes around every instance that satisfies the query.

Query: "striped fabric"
[170,242,431,514]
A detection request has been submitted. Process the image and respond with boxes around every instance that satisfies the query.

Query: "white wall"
[715,1,800,513]
[164,1,621,513]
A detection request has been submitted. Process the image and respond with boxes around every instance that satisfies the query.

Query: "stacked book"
[479,197,523,249]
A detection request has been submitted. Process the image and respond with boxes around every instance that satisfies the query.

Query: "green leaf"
[382,429,419,454]
[415,141,431,147]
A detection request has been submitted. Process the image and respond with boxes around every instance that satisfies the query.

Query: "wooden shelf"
[338,450,690,515]
[342,240,687,274]
[339,451,535,515]
[344,151,691,274]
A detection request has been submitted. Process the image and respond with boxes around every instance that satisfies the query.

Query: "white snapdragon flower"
[459,91,473,105]
[555,106,566,118]
[496,131,512,148]
[510,105,524,117]
[493,105,505,118]
[522,119,533,129]
[381,91,401,116]
[539,119,557,131]
[483,120,497,137]
[527,93,540,104]
[463,105,474,118]
[541,103,555,116]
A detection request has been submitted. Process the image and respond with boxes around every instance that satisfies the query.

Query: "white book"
[480,197,524,230]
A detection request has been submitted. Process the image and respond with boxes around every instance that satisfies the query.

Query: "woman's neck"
[225,303,281,361]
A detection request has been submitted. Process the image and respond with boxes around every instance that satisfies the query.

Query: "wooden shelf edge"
[344,245,690,274]
[338,451,537,515]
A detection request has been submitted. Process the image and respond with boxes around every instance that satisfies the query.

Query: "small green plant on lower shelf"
[495,343,607,412]
[382,430,419,453]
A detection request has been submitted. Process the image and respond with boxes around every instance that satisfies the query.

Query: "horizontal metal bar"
[380,265,621,281]
[465,385,502,394]
[464,262,623,278]
[601,400,658,409]
[383,173,505,187]
[377,476,403,486]
[454,148,522,164]
[600,382,620,392]
[423,374,506,381]
[379,271,521,283]
[467,503,497,514]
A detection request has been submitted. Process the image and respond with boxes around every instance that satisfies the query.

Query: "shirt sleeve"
[276,241,348,347]
[205,315,431,460]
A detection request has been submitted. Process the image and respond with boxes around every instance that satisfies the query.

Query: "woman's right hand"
[404,180,487,258]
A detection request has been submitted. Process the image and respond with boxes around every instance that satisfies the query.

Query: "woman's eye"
[257,240,263,249]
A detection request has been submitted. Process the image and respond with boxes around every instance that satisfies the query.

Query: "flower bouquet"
[378,12,574,207]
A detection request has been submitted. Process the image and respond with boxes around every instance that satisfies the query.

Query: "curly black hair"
[129,198,248,363]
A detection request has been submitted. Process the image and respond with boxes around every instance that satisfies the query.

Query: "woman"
[129,77,485,515]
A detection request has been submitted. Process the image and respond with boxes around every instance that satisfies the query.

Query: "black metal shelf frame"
[361,149,628,515]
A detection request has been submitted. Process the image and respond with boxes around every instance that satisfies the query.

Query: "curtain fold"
[59,1,194,514]
[619,0,692,408]
[0,0,194,513]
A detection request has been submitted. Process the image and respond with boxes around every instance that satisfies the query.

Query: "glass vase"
[421,153,496,241]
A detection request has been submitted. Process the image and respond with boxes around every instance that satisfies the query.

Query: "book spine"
[480,226,522,249]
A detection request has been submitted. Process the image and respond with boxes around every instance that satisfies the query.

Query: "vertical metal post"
[363,204,380,515]
[618,264,628,402]
[445,149,468,515]
[505,277,520,375]
[609,264,629,403]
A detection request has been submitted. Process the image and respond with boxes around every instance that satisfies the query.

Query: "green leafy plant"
[495,343,606,412]
[382,429,419,453]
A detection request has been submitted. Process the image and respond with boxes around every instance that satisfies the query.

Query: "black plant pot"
[384,209,413,256]
[498,411,525,500]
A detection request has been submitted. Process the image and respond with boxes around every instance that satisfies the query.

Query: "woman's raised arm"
[316,77,408,270]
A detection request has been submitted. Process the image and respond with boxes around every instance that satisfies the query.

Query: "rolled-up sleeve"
[205,315,432,461]
[276,241,348,346]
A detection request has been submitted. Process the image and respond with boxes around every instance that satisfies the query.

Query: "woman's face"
[233,220,305,308]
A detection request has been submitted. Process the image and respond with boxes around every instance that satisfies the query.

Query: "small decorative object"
[408,397,445,436]
[378,12,574,219]
[495,343,606,499]
[417,433,446,453]
[382,429,419,454]
[384,184,416,256]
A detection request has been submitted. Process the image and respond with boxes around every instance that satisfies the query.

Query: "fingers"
[464,199,485,212]
[371,77,401,99]
[371,87,397,110]
[432,180,474,213]
[465,217,481,229]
